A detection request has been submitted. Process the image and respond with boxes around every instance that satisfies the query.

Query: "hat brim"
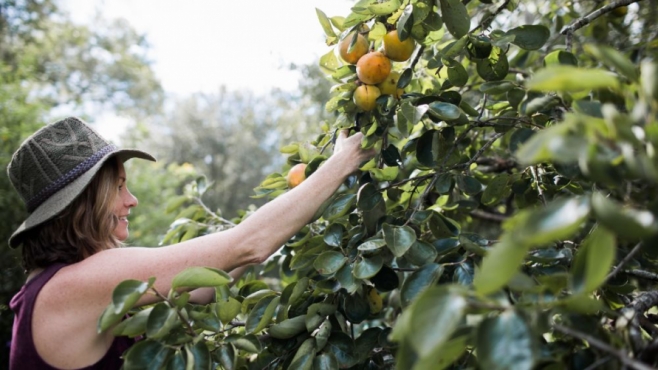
[9,148,155,248]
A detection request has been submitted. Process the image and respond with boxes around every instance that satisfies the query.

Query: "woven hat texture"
[7,117,155,248]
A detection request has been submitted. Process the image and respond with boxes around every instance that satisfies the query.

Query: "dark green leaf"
[354,255,384,279]
[397,5,414,41]
[226,334,262,353]
[185,341,211,370]
[146,303,179,339]
[313,353,339,370]
[246,296,279,334]
[123,340,172,370]
[111,279,152,315]
[324,223,345,247]
[216,344,236,370]
[428,102,462,121]
[482,173,511,206]
[314,251,347,275]
[544,50,578,66]
[370,265,400,292]
[268,315,307,339]
[406,240,439,266]
[401,263,443,306]
[383,223,417,257]
[506,25,550,50]
[323,194,356,220]
[290,338,316,370]
[439,0,470,38]
[326,332,359,368]
[477,310,537,370]
[571,226,616,294]
[477,47,509,81]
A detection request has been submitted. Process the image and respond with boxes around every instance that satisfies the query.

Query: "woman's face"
[113,162,138,241]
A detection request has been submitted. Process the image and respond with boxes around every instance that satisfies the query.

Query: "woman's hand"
[331,129,377,176]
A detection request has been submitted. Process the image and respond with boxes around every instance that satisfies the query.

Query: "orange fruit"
[338,32,369,64]
[356,51,391,85]
[353,85,381,111]
[287,163,307,188]
[383,30,416,62]
[377,71,404,99]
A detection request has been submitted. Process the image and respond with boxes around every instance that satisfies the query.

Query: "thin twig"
[553,323,655,370]
[470,209,507,222]
[460,132,505,171]
[583,356,613,370]
[605,242,643,283]
[194,197,236,226]
[471,0,512,33]
[561,0,646,50]
[623,269,658,281]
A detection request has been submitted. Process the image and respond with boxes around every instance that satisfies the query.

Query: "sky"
[59,0,354,140]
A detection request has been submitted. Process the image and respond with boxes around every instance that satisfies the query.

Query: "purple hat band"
[25,144,117,212]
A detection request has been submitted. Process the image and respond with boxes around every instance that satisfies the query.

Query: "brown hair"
[21,157,122,272]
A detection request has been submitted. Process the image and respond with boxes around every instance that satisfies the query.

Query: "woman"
[8,117,374,369]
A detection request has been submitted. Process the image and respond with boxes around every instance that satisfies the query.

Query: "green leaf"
[171,267,231,289]
[476,46,509,82]
[123,340,172,370]
[314,250,347,275]
[146,303,179,339]
[290,338,316,370]
[406,240,439,266]
[245,296,280,334]
[165,195,188,214]
[571,226,616,294]
[477,310,537,370]
[113,307,152,338]
[480,81,515,95]
[474,238,529,295]
[396,5,414,41]
[544,50,578,67]
[584,44,638,81]
[326,332,359,368]
[313,353,339,370]
[482,173,511,206]
[185,341,211,370]
[226,334,262,353]
[428,102,461,121]
[383,224,417,257]
[401,263,443,306]
[336,264,358,293]
[323,194,356,220]
[112,279,153,314]
[513,196,591,246]
[268,315,307,339]
[216,344,236,370]
[439,0,470,38]
[447,62,468,87]
[320,49,340,75]
[354,255,384,279]
[217,297,242,324]
[506,25,550,50]
[409,286,467,358]
[369,166,399,181]
[527,66,620,92]
[316,8,337,39]
[324,223,345,247]
[412,334,468,370]
[591,192,658,239]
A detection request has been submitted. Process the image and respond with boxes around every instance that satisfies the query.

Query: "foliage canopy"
[89,0,658,368]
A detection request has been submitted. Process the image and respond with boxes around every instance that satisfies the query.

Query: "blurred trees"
[0,0,164,365]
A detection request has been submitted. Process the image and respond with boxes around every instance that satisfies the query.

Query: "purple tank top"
[9,263,134,369]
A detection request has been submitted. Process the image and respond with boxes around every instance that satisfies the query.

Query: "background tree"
[101,0,658,369]
[0,0,164,364]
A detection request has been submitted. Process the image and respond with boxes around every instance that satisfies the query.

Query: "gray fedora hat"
[7,117,156,248]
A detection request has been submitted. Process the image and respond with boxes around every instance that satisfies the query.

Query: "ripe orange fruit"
[377,71,404,99]
[356,51,392,85]
[353,85,381,111]
[338,32,369,64]
[287,163,307,188]
[383,30,416,62]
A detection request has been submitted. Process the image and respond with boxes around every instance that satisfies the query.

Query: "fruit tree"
[101,0,658,369]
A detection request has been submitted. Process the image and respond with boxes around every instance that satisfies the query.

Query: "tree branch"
[605,242,643,283]
[561,0,646,50]
[470,209,507,222]
[623,269,658,281]
[472,0,512,33]
[552,323,655,370]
